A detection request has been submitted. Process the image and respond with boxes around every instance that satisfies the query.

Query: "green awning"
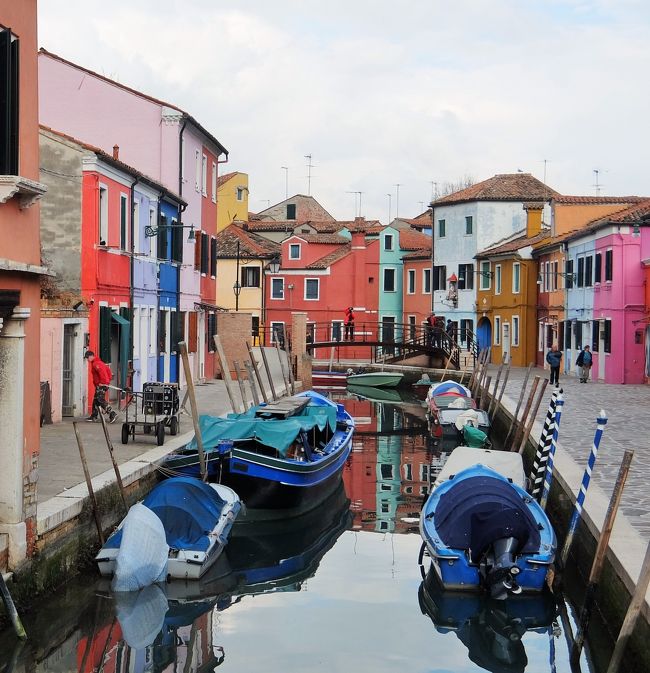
[111,311,130,386]
[188,405,337,457]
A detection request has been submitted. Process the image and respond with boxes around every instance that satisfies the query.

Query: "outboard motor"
[483,537,523,600]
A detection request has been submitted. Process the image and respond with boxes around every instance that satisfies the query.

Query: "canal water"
[0,390,609,672]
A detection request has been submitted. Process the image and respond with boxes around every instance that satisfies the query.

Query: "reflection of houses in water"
[342,397,434,533]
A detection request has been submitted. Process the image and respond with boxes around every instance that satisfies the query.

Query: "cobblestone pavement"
[490,364,650,541]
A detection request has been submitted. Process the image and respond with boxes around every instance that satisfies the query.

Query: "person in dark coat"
[546,344,563,387]
[576,344,593,383]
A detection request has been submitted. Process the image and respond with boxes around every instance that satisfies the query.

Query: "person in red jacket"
[344,307,355,340]
[84,351,117,423]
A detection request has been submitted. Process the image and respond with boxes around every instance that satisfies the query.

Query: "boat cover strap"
[187,405,337,457]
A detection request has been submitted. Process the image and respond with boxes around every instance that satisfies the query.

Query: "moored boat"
[419,446,556,599]
[346,371,404,388]
[426,380,472,399]
[96,477,241,584]
[163,391,355,519]
[312,370,347,387]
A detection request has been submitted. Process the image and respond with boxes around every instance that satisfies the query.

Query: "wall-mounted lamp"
[144,222,196,243]
[266,254,281,274]
[476,268,493,279]
[72,300,84,311]
[633,222,641,238]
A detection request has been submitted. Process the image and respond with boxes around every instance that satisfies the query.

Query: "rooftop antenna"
[593,168,603,195]
[346,191,362,217]
[418,201,425,213]
[430,181,438,201]
[305,154,315,196]
[387,193,392,224]
[394,183,402,219]
[542,158,550,226]
[281,166,289,200]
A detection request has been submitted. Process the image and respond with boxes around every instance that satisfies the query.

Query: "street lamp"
[144,222,196,242]
[267,254,281,274]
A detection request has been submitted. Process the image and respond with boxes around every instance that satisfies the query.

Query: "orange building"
[0,0,48,565]
[402,242,433,338]
[475,204,548,366]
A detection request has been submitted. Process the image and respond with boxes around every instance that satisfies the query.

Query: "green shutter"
[99,306,112,363]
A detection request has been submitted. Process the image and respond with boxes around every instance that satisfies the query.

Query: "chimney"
[523,202,544,238]
[112,144,120,160]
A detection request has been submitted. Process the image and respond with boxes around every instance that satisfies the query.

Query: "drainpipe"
[177,118,188,384]
[129,176,140,391]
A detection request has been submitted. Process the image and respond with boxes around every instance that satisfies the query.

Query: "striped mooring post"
[539,392,565,512]
[559,410,608,567]
[529,388,561,499]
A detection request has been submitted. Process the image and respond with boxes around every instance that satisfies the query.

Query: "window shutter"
[210,237,217,277]
[194,231,202,270]
[99,306,112,363]
[188,311,198,352]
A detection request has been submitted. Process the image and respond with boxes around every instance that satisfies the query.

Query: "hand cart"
[120,382,181,446]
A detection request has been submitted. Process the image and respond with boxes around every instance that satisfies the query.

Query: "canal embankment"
[2,347,293,608]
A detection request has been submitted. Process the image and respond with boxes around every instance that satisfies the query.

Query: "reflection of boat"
[347,384,406,403]
[346,371,404,388]
[228,480,352,596]
[163,391,354,518]
[418,566,558,673]
[96,477,241,583]
[420,447,556,599]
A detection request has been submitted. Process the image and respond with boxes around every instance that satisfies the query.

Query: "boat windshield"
[433,395,473,410]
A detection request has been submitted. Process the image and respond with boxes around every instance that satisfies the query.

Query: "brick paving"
[489,364,650,541]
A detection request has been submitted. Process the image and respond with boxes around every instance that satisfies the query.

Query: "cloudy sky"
[38,0,650,222]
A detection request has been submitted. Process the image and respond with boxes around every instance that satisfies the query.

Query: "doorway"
[502,323,511,362]
[382,317,395,355]
[598,320,606,380]
[476,317,491,353]
[62,324,76,416]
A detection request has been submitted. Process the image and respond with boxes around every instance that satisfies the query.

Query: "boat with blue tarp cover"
[419,446,556,600]
[96,476,241,581]
[163,391,355,517]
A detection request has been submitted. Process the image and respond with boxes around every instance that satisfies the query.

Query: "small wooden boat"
[427,393,482,437]
[312,370,347,387]
[419,446,556,599]
[163,391,355,519]
[425,380,471,402]
[346,371,404,388]
[96,477,241,583]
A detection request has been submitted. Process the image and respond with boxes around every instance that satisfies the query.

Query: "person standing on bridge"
[344,307,355,340]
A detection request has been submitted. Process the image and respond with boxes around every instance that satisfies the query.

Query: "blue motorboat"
[163,391,355,517]
[419,447,556,599]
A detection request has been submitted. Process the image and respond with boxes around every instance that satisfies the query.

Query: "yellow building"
[217,172,249,232]
[475,204,549,366]
[215,223,279,342]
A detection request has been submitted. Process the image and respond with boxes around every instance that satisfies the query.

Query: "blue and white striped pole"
[539,392,565,511]
[559,410,608,567]
[530,388,560,499]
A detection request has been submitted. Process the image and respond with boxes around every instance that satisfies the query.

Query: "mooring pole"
[571,450,634,665]
[213,335,241,414]
[244,361,261,406]
[512,376,540,451]
[486,359,505,416]
[539,392,565,511]
[530,389,560,499]
[606,539,650,673]
[73,422,104,544]
[479,376,492,411]
[559,411,608,567]
[259,344,278,401]
[179,342,207,482]
[0,574,26,640]
[98,411,128,514]
[490,358,511,418]
[518,378,549,455]
[503,362,533,447]
[233,360,250,409]
[246,342,268,404]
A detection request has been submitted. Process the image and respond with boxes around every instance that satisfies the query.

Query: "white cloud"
[39,0,650,220]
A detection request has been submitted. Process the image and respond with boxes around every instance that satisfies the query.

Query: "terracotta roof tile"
[399,229,432,251]
[476,230,550,258]
[306,244,352,269]
[215,224,279,258]
[402,248,432,260]
[432,173,559,206]
[246,220,297,232]
[553,195,645,205]
[216,171,237,188]
[292,233,349,245]
[563,199,650,243]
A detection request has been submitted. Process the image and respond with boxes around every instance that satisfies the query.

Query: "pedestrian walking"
[84,350,117,423]
[576,344,593,383]
[446,319,455,341]
[546,343,563,387]
[425,314,434,346]
[344,307,355,340]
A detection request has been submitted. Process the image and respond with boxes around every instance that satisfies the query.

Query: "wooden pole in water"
[259,344,278,401]
[440,348,453,382]
[606,538,650,673]
[470,349,484,398]
[213,335,241,414]
[274,337,291,395]
[486,360,504,416]
[571,450,634,665]
[73,421,104,544]
[468,348,482,393]
[246,342,268,404]
[518,378,548,455]
[244,361,261,406]
[286,342,296,394]
[490,358,511,418]
[98,411,128,514]
[328,345,336,372]
[479,376,492,411]
[0,573,26,640]
[503,362,533,447]
[178,342,207,482]
[512,376,540,451]
[233,360,250,409]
